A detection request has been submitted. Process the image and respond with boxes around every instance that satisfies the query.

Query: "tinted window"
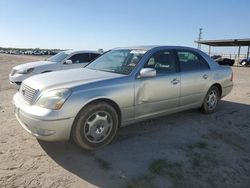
[177,51,210,71]
[144,50,176,74]
[200,57,209,70]
[89,53,100,61]
[177,51,200,71]
[69,53,90,63]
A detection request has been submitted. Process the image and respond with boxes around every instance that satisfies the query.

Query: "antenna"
[197,28,202,49]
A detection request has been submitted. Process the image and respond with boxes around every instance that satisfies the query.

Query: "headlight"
[35,89,72,110]
[16,68,34,74]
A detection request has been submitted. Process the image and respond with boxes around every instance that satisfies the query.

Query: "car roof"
[112,45,219,68]
[113,45,158,50]
[63,50,101,54]
[113,45,202,52]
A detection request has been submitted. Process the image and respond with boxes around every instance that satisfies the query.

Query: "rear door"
[176,50,211,107]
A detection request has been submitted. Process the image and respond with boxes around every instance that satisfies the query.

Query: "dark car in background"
[240,57,250,66]
[211,55,235,66]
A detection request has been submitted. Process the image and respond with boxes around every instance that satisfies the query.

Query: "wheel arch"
[74,97,122,127]
[210,83,222,98]
[89,98,122,126]
[69,97,122,141]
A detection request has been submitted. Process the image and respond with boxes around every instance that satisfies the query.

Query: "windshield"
[48,52,69,62]
[86,49,147,75]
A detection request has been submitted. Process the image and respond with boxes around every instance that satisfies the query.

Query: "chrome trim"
[20,84,38,104]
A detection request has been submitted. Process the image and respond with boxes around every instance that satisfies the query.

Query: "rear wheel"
[201,86,220,114]
[72,102,119,150]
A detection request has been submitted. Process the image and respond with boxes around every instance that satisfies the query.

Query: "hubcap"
[82,111,113,143]
[206,90,218,110]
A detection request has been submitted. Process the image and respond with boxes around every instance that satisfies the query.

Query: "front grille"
[10,69,17,76]
[20,84,38,104]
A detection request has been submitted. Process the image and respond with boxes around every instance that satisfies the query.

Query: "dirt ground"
[0,54,249,188]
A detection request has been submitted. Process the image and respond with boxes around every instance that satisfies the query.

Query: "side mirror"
[138,68,156,78]
[65,60,73,64]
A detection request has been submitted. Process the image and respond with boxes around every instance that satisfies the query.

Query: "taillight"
[230,72,233,81]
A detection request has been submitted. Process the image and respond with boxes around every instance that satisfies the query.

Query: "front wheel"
[72,102,119,150]
[201,86,220,114]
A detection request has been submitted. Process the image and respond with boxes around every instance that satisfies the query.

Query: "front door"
[62,53,90,69]
[135,50,180,119]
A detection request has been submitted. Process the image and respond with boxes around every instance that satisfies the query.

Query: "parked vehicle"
[13,50,21,55]
[9,50,101,87]
[211,55,235,66]
[13,46,233,150]
[33,50,42,55]
[48,50,58,55]
[239,57,250,66]
[24,50,33,55]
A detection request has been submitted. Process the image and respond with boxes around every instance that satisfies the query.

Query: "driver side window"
[69,53,90,64]
[144,50,177,75]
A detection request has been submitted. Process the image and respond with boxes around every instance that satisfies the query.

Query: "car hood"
[13,61,55,70]
[22,68,125,91]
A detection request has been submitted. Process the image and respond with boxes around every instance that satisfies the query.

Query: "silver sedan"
[13,46,233,150]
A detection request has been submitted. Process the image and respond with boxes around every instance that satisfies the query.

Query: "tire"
[201,86,220,114]
[72,102,119,150]
[229,61,234,66]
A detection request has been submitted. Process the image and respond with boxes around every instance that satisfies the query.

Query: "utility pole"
[197,28,202,50]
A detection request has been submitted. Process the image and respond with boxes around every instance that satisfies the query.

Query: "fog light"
[35,128,56,136]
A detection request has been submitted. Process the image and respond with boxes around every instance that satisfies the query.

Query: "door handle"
[171,78,180,85]
[203,74,208,79]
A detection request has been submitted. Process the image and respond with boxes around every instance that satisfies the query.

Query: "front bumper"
[9,81,21,90]
[13,92,75,141]
[9,73,34,89]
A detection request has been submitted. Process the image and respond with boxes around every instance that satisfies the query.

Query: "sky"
[0,0,249,54]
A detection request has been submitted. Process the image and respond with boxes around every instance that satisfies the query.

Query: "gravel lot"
[0,54,249,188]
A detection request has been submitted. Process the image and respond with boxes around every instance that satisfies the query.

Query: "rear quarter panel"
[210,66,233,97]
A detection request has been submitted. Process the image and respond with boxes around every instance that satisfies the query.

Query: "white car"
[9,50,101,87]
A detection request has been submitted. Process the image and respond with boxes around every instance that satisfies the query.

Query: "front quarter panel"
[60,76,135,124]
[33,63,59,73]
